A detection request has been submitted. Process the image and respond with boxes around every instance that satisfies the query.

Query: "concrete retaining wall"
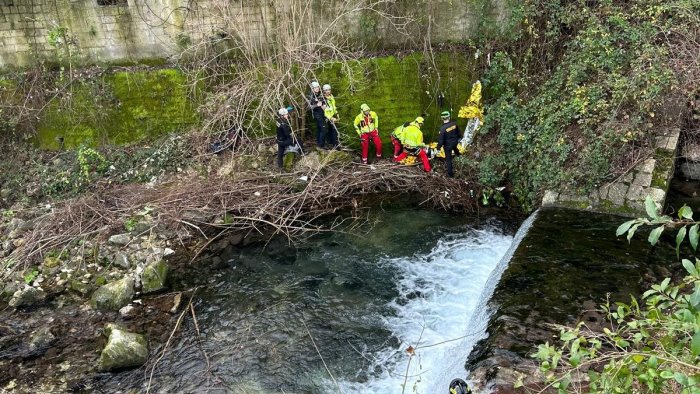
[0,0,509,69]
[542,128,681,217]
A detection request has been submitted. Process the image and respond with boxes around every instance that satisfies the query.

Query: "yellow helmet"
[415,116,425,126]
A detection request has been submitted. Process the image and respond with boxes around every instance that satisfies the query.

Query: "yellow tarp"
[458,80,483,121]
[428,142,468,159]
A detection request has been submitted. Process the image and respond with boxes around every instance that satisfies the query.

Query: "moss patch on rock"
[99,323,148,371]
[91,277,134,310]
[141,260,168,294]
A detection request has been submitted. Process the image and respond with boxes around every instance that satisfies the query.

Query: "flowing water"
[101,210,520,393]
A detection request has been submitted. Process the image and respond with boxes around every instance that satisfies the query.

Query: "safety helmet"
[278,107,288,116]
[310,81,320,89]
[415,116,425,125]
[361,103,371,112]
[441,111,451,118]
[448,378,472,394]
[322,84,331,91]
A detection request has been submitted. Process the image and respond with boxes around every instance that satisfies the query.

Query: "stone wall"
[542,128,681,217]
[0,0,509,69]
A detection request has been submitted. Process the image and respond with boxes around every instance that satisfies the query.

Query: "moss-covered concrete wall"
[36,68,197,149]
[26,53,478,149]
[317,53,478,148]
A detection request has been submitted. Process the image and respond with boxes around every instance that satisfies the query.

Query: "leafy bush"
[475,0,696,210]
[528,197,700,393]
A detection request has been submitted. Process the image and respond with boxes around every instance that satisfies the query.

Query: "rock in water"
[29,326,55,351]
[91,277,135,310]
[99,323,148,371]
[9,287,46,308]
[141,261,169,293]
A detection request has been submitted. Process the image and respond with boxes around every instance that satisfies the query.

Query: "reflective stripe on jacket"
[353,111,378,135]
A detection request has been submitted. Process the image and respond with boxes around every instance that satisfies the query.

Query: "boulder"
[108,233,132,246]
[99,323,148,371]
[29,326,55,351]
[113,253,130,269]
[141,261,169,293]
[9,287,46,308]
[91,277,135,310]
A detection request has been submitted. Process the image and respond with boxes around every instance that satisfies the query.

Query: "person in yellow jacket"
[353,103,382,163]
[394,117,431,172]
[322,84,339,149]
[391,121,410,160]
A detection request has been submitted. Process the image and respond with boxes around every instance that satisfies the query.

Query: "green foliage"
[77,146,108,182]
[529,194,700,393]
[530,259,700,394]
[617,195,699,259]
[23,270,39,285]
[475,0,694,210]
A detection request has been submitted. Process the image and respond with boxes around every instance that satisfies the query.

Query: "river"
[99,209,520,393]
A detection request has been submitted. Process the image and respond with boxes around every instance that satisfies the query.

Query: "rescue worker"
[353,103,382,164]
[395,116,431,172]
[448,378,473,394]
[322,84,339,149]
[276,107,303,168]
[391,121,410,160]
[306,81,327,149]
[436,111,462,177]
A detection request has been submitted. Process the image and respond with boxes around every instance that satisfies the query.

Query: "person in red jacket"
[353,103,382,164]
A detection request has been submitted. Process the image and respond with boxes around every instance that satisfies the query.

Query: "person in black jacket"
[436,111,462,177]
[276,107,303,168]
[306,81,328,149]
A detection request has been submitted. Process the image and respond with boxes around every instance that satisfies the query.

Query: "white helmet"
[322,84,331,91]
[310,81,320,89]
[278,107,288,116]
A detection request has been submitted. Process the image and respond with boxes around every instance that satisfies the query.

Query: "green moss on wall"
[315,53,477,149]
[36,68,198,149]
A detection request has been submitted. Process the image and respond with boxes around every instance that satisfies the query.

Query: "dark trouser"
[313,112,326,148]
[444,141,460,177]
[277,138,304,168]
[325,119,339,147]
[277,139,293,167]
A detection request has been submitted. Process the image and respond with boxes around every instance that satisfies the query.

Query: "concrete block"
[632,172,653,186]
[598,184,611,199]
[542,190,559,206]
[638,158,656,174]
[621,171,634,183]
[626,184,644,200]
[608,183,629,204]
[649,187,666,208]
[667,131,680,150]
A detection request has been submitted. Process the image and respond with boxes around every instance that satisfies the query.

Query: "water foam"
[336,224,514,393]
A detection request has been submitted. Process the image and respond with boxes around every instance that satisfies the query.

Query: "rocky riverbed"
[0,204,208,392]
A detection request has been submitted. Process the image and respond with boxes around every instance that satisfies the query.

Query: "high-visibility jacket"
[324,95,337,120]
[392,124,406,140]
[353,111,378,135]
[400,124,424,147]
